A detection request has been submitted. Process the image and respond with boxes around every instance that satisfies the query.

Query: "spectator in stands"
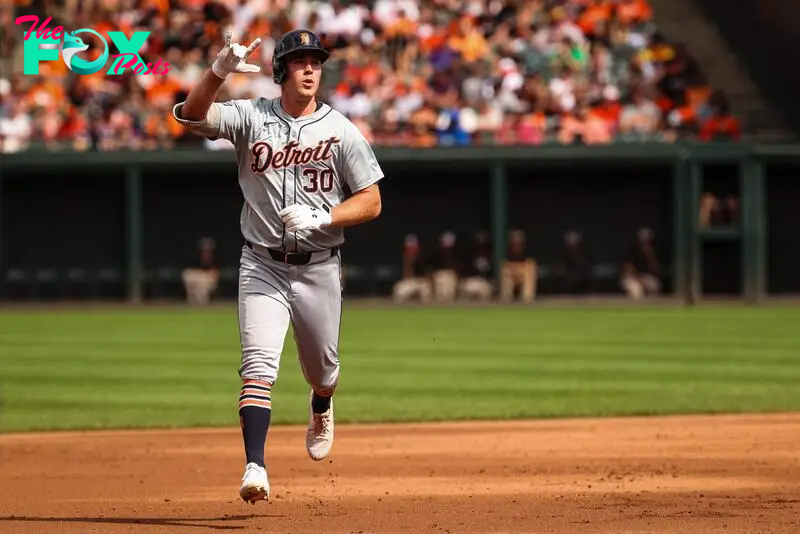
[559,105,614,145]
[620,227,661,299]
[182,237,220,305]
[658,41,707,108]
[618,87,662,139]
[435,87,472,146]
[473,99,504,145]
[392,233,433,303]
[594,86,622,128]
[549,66,578,115]
[699,91,742,142]
[554,230,592,294]
[459,230,494,301]
[0,98,32,153]
[430,231,460,302]
[500,229,537,303]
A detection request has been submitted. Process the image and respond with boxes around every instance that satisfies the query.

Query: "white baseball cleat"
[239,462,269,504]
[306,392,334,461]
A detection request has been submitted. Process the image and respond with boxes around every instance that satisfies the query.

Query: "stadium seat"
[341,264,370,295]
[94,268,124,299]
[217,266,239,298]
[4,268,33,299]
[373,265,402,295]
[34,268,61,300]
[65,268,92,299]
[151,266,183,300]
[591,263,619,279]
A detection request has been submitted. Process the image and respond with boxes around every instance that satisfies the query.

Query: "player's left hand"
[279,205,332,232]
[211,32,262,79]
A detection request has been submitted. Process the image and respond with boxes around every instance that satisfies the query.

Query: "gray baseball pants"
[237,242,342,395]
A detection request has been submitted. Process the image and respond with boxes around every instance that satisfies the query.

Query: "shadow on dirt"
[0,514,283,530]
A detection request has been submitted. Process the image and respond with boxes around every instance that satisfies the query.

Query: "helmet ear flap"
[272,57,285,85]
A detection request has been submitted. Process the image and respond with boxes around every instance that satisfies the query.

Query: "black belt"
[246,241,338,265]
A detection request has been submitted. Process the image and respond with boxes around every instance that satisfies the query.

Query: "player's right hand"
[211,32,262,79]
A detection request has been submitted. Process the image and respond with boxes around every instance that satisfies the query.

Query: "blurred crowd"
[0,0,743,154]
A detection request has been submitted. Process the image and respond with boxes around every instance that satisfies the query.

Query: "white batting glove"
[278,205,332,232]
[211,32,262,79]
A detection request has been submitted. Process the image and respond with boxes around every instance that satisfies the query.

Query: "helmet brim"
[275,46,330,63]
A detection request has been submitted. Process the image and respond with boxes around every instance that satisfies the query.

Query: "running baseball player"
[172,29,384,504]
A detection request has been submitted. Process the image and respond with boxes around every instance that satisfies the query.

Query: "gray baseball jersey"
[174,97,384,252]
[173,96,383,395]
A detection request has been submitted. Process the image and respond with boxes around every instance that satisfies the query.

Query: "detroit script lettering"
[251,137,341,174]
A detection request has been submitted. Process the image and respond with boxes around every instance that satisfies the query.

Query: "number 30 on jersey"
[302,168,334,193]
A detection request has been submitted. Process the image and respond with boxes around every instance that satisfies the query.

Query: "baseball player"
[172,29,384,504]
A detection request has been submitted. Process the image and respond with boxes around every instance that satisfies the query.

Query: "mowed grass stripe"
[4,387,792,431]
[1,307,799,432]
[344,342,800,359]
[3,369,794,399]
[3,341,799,368]
[441,331,800,346]
[345,349,800,367]
[5,344,799,373]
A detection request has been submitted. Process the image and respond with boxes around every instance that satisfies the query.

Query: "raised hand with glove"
[279,205,333,233]
[211,31,262,80]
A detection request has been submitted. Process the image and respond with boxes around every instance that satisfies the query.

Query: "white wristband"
[211,61,228,80]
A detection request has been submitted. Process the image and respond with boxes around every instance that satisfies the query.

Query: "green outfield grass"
[0,305,799,432]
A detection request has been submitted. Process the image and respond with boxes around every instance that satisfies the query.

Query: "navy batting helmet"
[272,29,329,85]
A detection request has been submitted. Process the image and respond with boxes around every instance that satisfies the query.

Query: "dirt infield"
[1,414,798,533]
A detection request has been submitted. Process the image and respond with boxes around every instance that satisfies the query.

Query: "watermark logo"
[61,29,108,75]
[15,16,170,75]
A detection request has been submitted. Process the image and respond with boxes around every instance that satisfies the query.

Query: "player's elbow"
[369,194,382,220]
[361,186,382,221]
[351,184,381,222]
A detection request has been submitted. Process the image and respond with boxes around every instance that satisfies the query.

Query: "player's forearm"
[329,188,382,227]
[181,70,226,121]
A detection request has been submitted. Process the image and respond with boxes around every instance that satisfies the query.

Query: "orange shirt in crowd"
[583,113,612,144]
[58,109,88,139]
[386,16,417,38]
[670,106,697,128]
[579,1,613,35]
[182,0,210,9]
[617,0,653,24]
[591,102,621,126]
[655,94,673,115]
[142,0,170,15]
[686,87,712,108]
[248,18,271,43]
[700,116,741,141]
[449,30,489,63]
[25,77,66,109]
[558,113,584,144]
[145,111,184,138]
[345,63,381,88]
[146,78,182,107]
[419,29,447,54]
